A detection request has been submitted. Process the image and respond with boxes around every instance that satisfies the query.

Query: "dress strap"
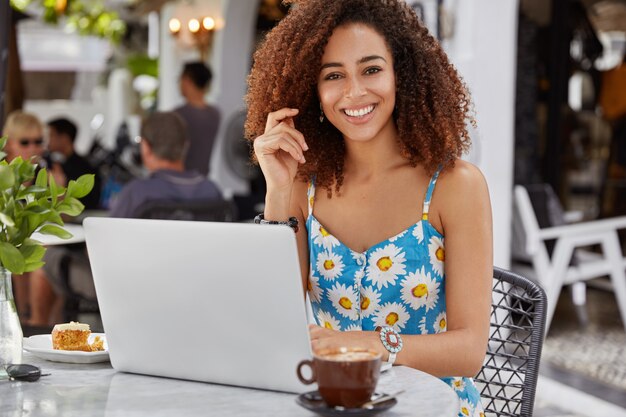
[307,176,316,217]
[422,167,443,221]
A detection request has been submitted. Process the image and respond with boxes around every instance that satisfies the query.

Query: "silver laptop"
[83,217,313,393]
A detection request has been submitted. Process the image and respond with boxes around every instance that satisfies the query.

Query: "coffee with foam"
[297,348,382,408]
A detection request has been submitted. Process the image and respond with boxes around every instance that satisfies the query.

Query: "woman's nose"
[345,76,366,98]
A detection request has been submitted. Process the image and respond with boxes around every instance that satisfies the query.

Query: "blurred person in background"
[28,112,222,326]
[3,110,45,164]
[1,110,60,323]
[109,111,222,217]
[174,61,221,177]
[46,117,101,210]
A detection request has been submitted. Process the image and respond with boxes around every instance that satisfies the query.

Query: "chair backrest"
[512,184,578,277]
[525,184,569,229]
[523,184,572,257]
[512,185,543,262]
[474,267,547,417]
[133,198,238,222]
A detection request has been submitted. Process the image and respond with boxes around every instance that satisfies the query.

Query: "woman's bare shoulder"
[438,159,488,194]
[434,159,491,219]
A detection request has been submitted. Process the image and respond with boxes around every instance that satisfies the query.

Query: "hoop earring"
[319,103,325,123]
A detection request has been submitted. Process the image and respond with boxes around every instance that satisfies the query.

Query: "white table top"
[31,223,85,246]
[3,352,459,417]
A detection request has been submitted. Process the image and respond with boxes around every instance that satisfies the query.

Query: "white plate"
[23,333,109,364]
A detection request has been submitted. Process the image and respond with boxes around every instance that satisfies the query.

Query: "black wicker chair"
[133,198,237,222]
[474,267,547,417]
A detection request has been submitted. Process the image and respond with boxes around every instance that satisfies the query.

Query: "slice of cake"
[52,321,103,352]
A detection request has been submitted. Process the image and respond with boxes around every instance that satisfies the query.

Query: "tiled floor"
[534,374,626,417]
[533,284,626,417]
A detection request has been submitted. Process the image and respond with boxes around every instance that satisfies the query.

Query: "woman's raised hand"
[253,108,308,192]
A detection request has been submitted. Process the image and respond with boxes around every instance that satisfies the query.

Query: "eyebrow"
[320,55,387,70]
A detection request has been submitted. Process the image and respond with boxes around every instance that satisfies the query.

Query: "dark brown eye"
[364,67,382,75]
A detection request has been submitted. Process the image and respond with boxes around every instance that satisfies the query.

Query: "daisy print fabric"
[367,244,407,290]
[306,168,484,417]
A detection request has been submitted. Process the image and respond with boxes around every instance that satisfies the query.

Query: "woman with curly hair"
[246,1,492,415]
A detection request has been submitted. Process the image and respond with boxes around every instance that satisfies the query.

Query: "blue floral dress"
[306,168,484,417]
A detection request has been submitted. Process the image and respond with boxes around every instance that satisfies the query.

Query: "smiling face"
[317,23,396,144]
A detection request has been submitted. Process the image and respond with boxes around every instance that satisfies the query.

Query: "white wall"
[443,0,519,268]
[17,20,110,72]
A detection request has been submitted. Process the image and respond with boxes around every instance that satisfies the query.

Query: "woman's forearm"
[264,188,293,221]
[313,326,488,378]
[394,329,487,378]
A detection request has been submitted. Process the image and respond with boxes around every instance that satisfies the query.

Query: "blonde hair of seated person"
[3,110,45,163]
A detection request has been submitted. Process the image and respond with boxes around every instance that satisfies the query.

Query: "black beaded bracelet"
[253,213,299,233]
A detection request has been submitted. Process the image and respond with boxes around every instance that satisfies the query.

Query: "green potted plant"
[0,136,94,365]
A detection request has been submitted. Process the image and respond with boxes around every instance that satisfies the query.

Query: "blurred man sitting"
[109,111,221,217]
[46,117,101,210]
[29,112,222,326]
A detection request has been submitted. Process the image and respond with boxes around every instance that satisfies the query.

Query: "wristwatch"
[375,326,403,366]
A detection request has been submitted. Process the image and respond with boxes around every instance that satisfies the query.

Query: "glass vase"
[0,267,23,365]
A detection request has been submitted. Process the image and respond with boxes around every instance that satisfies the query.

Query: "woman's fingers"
[255,127,307,163]
[311,338,322,353]
[309,325,336,353]
[256,135,305,164]
[309,324,321,339]
[278,122,308,151]
[309,325,322,351]
[263,108,308,151]
[274,138,306,163]
[253,109,307,188]
[309,324,333,340]
[265,108,299,133]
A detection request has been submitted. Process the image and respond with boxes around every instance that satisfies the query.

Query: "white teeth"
[344,105,374,117]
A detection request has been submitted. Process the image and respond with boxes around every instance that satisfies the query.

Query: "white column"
[207,0,259,196]
[158,3,190,111]
[105,68,133,149]
[444,0,519,269]
[148,11,160,59]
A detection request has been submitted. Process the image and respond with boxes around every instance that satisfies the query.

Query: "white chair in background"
[511,184,626,332]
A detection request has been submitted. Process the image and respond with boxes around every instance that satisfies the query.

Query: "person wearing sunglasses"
[2,110,46,164]
[26,118,103,327]
[1,110,49,322]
